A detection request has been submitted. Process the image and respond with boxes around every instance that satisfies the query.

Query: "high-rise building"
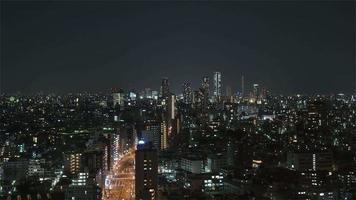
[142,121,167,151]
[213,72,222,101]
[202,76,210,96]
[253,84,259,100]
[64,151,82,176]
[160,77,170,99]
[167,94,176,120]
[141,130,159,150]
[182,82,192,105]
[201,77,210,111]
[160,121,168,150]
[135,141,158,200]
[112,89,125,108]
[112,133,120,162]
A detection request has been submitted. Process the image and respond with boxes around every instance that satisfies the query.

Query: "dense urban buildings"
[1,1,354,200]
[0,71,355,200]
[135,141,158,200]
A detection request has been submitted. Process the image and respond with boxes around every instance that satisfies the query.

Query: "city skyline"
[1,1,355,94]
[1,1,356,200]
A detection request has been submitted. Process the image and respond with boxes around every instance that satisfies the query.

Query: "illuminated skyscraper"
[135,141,158,200]
[253,84,259,99]
[167,94,176,120]
[201,77,210,112]
[160,121,168,150]
[213,72,222,101]
[112,89,125,108]
[64,152,82,176]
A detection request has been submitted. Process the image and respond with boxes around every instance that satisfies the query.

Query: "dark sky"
[1,1,355,94]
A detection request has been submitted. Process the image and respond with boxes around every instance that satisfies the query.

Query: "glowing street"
[103,149,135,200]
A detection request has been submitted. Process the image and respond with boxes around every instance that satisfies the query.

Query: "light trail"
[103,148,135,200]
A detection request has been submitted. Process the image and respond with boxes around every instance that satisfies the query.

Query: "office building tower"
[202,76,210,96]
[160,77,170,99]
[141,129,160,150]
[112,89,125,108]
[201,76,210,111]
[253,84,259,99]
[135,141,158,200]
[64,152,82,176]
[182,82,192,105]
[112,133,120,162]
[181,156,205,174]
[160,121,168,150]
[213,72,222,101]
[142,121,167,151]
[167,94,176,120]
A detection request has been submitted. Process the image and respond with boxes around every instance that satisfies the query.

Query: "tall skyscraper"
[201,77,210,111]
[112,89,125,108]
[167,94,176,120]
[160,77,170,99]
[160,121,168,150]
[253,84,259,99]
[135,141,158,200]
[213,72,222,101]
[202,76,210,96]
[182,82,192,104]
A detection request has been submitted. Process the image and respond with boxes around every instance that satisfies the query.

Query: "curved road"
[103,149,135,200]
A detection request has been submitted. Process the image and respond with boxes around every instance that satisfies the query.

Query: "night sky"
[1,1,355,94]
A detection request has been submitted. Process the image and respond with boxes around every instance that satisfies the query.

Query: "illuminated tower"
[167,94,176,120]
[201,77,210,111]
[253,84,259,100]
[112,88,125,108]
[253,83,260,102]
[135,141,158,200]
[213,72,222,101]
[64,151,82,176]
[160,121,168,150]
